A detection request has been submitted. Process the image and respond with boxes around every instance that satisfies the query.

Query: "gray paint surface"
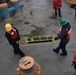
[0,0,76,75]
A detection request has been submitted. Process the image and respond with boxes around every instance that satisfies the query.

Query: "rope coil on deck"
[17,56,41,75]
[19,56,35,73]
[0,3,8,8]
[66,0,76,4]
[20,65,35,73]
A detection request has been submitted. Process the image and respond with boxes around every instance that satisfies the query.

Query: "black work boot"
[60,53,67,56]
[74,63,76,70]
[53,49,59,54]
[59,15,62,17]
[14,50,18,54]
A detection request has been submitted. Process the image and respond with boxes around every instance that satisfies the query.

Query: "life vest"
[58,27,72,38]
[7,28,18,40]
[72,54,76,63]
[56,1,61,6]
[53,0,62,9]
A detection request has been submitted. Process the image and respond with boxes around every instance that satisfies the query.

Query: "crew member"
[71,54,76,70]
[52,0,62,17]
[53,18,72,56]
[5,23,25,57]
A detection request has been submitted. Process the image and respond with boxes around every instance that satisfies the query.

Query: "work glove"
[71,63,74,66]
[16,41,19,44]
[17,37,21,41]
[57,34,59,36]
[54,37,58,40]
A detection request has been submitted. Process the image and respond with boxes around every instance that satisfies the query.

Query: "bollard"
[16,56,41,75]
[66,0,76,4]
[8,3,23,15]
[0,1,23,22]
[0,2,11,22]
[10,0,21,16]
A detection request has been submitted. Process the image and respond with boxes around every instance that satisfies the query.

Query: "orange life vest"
[7,28,18,40]
[58,27,72,38]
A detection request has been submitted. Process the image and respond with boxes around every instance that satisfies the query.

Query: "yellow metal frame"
[18,35,55,46]
[25,35,54,42]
